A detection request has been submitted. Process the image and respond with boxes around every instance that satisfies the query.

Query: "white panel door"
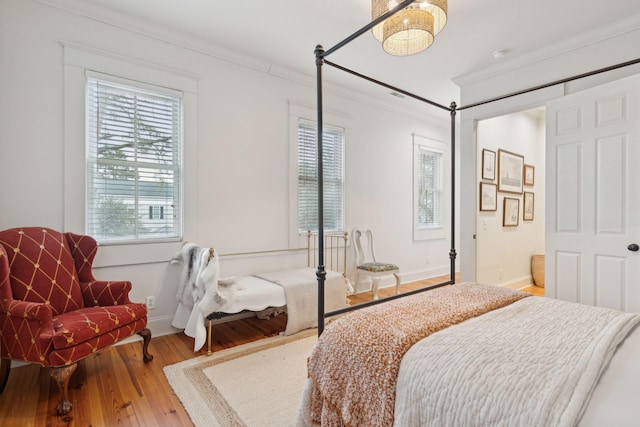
[546,74,640,312]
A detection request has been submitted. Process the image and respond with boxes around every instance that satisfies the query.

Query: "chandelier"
[371,0,448,56]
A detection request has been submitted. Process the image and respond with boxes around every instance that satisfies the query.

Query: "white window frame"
[413,134,449,241]
[63,43,198,267]
[289,103,349,248]
[85,73,183,244]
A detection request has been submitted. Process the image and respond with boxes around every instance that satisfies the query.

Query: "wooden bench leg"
[50,363,77,415]
[207,319,213,356]
[394,273,401,295]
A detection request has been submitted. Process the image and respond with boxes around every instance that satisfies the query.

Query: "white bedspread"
[255,268,347,336]
[393,296,640,427]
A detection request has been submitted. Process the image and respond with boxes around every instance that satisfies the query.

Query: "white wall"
[0,0,453,336]
[476,109,545,288]
[455,14,640,282]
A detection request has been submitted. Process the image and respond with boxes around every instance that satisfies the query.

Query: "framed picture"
[503,197,520,226]
[498,149,524,194]
[524,164,535,186]
[481,149,496,181]
[479,182,497,211]
[523,192,534,221]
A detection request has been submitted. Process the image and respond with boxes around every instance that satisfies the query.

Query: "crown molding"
[60,40,201,85]
[35,0,449,128]
[452,12,640,88]
[35,0,273,74]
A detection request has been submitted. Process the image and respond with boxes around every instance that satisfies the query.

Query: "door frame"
[459,87,563,282]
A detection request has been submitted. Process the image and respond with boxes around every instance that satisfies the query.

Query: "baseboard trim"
[352,265,456,294]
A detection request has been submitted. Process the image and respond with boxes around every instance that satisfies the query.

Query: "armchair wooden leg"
[137,328,154,363]
[0,358,11,393]
[50,363,77,415]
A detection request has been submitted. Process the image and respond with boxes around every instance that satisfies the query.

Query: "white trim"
[453,13,640,88]
[39,1,449,128]
[497,276,533,290]
[458,86,564,283]
[412,134,449,242]
[63,44,199,267]
[288,102,351,249]
[352,265,457,295]
[62,41,199,93]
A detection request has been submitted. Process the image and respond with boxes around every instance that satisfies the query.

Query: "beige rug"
[164,330,317,427]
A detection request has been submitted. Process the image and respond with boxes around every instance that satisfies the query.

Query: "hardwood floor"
[0,314,289,427]
[520,284,545,297]
[0,275,543,426]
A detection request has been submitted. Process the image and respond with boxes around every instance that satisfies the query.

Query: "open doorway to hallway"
[475,107,546,295]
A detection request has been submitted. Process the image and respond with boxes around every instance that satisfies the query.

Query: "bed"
[170,231,351,353]
[297,283,640,426]
[302,1,640,425]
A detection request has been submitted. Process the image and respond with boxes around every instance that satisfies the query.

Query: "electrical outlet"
[145,296,156,310]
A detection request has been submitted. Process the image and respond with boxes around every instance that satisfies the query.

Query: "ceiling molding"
[35,0,273,74]
[452,12,640,88]
[36,0,448,127]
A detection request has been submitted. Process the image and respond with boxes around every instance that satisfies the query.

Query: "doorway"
[475,107,546,290]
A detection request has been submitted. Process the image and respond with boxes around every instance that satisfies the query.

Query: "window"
[297,118,345,234]
[86,76,182,244]
[417,146,442,228]
[413,135,448,241]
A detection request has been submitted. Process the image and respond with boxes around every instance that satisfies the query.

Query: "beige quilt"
[256,268,347,336]
[393,296,640,426]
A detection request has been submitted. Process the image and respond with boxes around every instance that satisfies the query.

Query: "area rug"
[164,330,317,427]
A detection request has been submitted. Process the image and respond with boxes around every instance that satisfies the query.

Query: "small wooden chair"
[352,227,400,300]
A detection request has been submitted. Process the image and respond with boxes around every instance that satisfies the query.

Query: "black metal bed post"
[449,102,457,283]
[315,45,327,336]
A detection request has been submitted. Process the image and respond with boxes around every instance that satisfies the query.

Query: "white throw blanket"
[393,296,640,427]
[170,244,235,351]
[255,268,347,336]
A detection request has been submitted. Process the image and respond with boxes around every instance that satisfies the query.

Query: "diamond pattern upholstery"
[0,227,153,415]
[1,228,83,315]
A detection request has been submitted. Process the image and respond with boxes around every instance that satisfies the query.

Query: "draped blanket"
[170,243,235,351]
[305,283,529,426]
[393,296,640,426]
[255,268,347,336]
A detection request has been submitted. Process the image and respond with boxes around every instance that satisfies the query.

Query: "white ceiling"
[77,0,640,107]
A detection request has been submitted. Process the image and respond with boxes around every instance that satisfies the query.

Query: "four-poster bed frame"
[313,0,640,335]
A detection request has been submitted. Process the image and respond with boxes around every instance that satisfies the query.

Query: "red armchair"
[0,227,152,415]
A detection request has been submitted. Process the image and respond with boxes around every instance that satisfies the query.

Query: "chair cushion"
[50,303,147,350]
[357,262,399,273]
[48,317,148,367]
[0,228,84,315]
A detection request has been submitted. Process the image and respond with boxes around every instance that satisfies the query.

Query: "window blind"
[297,119,344,233]
[86,76,182,243]
[417,146,442,228]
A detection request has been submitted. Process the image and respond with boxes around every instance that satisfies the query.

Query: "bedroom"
[1,0,640,424]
